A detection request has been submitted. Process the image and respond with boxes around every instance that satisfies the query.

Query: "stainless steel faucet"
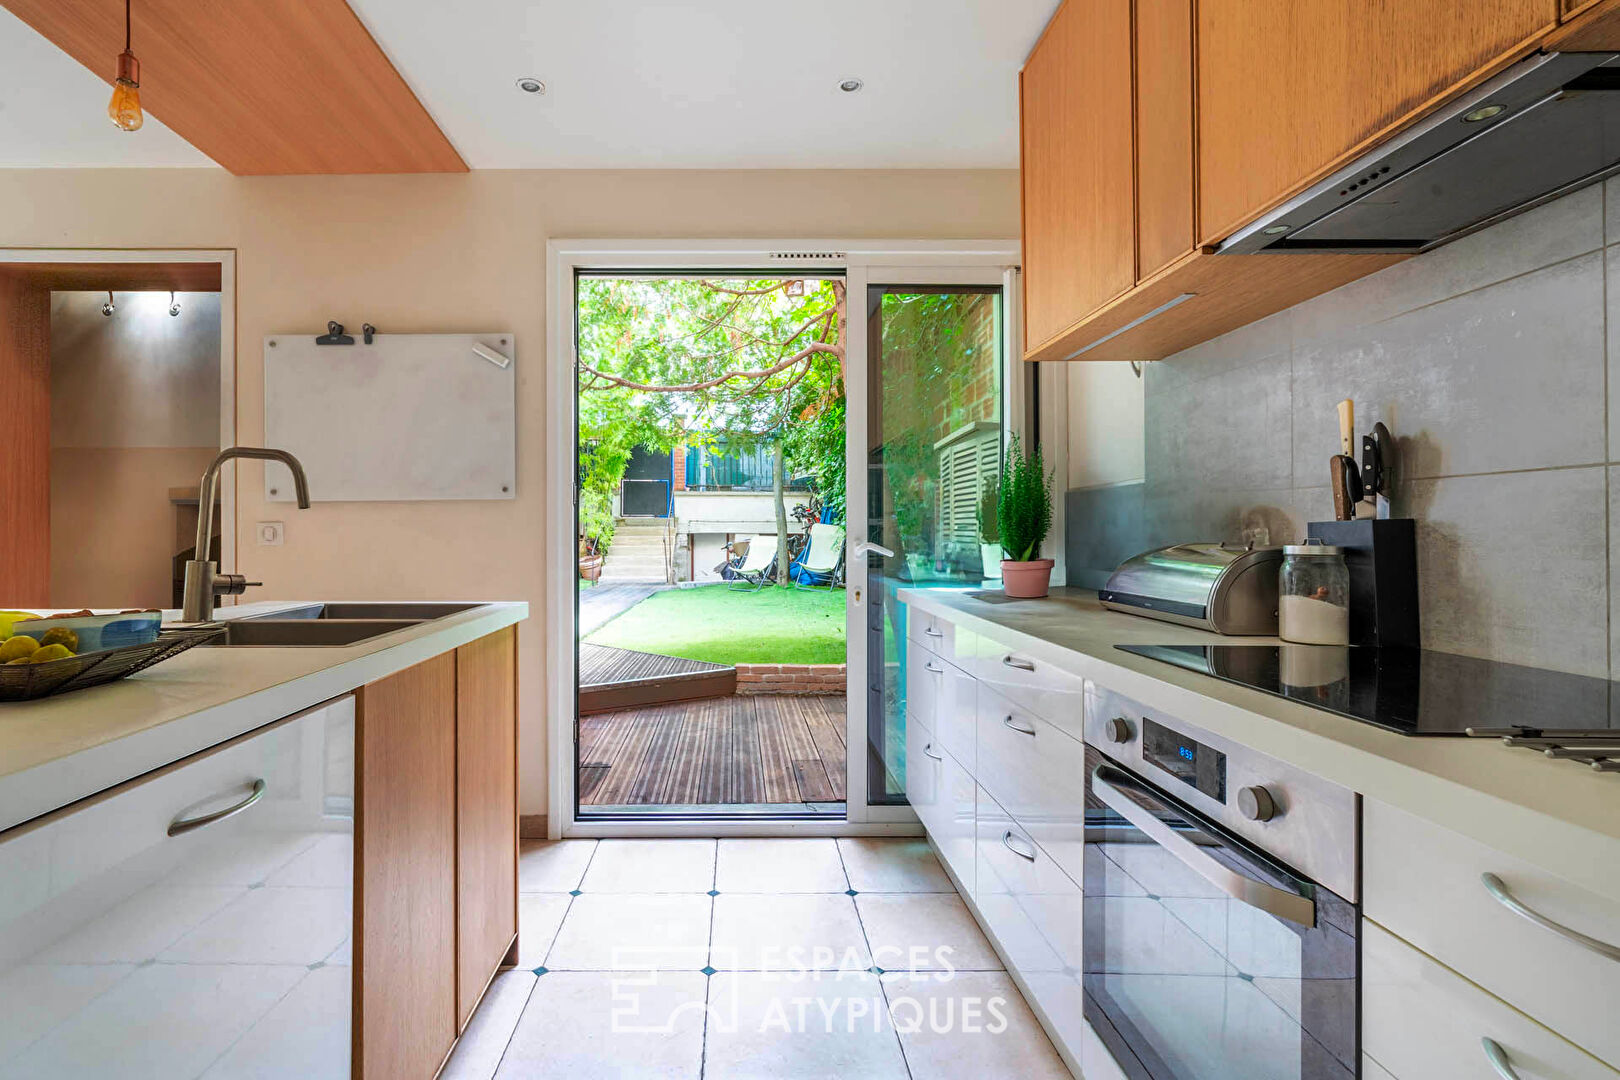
[181,447,311,623]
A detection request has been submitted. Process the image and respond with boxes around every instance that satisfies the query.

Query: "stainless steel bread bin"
[1099,542,1282,635]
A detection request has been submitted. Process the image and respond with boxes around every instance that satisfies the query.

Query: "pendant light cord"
[124,0,131,52]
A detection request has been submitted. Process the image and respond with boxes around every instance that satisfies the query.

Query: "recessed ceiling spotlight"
[1462,103,1505,123]
[515,77,546,95]
[838,77,864,93]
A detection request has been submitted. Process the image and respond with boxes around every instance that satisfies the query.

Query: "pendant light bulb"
[108,0,143,132]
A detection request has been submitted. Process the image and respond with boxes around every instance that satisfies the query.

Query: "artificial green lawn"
[584,583,846,665]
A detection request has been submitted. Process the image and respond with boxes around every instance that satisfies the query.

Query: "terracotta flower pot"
[1000,558,1054,599]
[578,554,604,583]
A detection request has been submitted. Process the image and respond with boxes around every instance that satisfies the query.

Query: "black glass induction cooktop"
[1117,644,1620,737]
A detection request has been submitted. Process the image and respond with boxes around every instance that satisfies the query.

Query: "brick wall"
[734,663,847,695]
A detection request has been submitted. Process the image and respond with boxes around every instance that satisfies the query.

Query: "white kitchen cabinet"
[972,635,1086,743]
[973,683,1087,885]
[1363,920,1620,1080]
[1364,799,1620,1066]
[907,643,976,773]
[908,709,977,897]
[0,697,354,1080]
[907,606,976,670]
[905,644,942,738]
[974,785,1087,1061]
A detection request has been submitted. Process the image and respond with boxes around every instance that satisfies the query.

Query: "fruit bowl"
[0,625,225,702]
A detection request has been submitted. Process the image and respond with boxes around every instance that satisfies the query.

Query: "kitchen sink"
[204,619,424,647]
[245,602,480,621]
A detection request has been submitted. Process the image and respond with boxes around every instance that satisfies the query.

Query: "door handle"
[1001,829,1037,861]
[1002,655,1035,671]
[1002,715,1037,737]
[1481,873,1620,962]
[168,779,267,837]
[924,626,944,638]
[924,662,944,674]
[853,540,894,559]
[922,741,944,762]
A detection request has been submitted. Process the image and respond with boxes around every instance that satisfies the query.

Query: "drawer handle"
[1481,1038,1521,1080]
[1481,872,1620,963]
[922,741,944,762]
[924,662,944,674]
[924,626,944,638]
[1002,714,1037,737]
[1002,655,1035,671]
[1001,829,1037,862]
[167,779,267,837]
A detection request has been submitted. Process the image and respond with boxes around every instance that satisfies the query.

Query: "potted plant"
[977,477,1003,581]
[997,435,1054,598]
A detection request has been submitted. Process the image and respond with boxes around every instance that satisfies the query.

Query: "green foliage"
[782,397,846,520]
[978,476,1001,546]
[997,435,1053,562]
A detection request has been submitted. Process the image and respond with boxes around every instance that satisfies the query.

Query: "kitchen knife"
[1358,432,1381,519]
[1337,399,1355,457]
[1330,454,1361,521]
[1373,422,1395,518]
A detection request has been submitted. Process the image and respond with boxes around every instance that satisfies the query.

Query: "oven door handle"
[1091,764,1316,928]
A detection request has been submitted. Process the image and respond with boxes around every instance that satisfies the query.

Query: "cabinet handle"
[924,662,944,674]
[1001,829,1037,862]
[1481,873,1620,962]
[1481,1038,1521,1080]
[167,779,267,837]
[924,626,943,638]
[1002,714,1037,737]
[1002,655,1035,671]
[922,741,944,762]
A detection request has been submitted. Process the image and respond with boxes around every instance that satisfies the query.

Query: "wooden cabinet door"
[0,276,50,605]
[1020,0,1135,354]
[455,626,518,1028]
[1135,0,1196,280]
[1197,0,1557,245]
[358,653,457,1080]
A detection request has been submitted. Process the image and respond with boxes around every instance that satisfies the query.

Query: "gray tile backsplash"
[1066,181,1619,677]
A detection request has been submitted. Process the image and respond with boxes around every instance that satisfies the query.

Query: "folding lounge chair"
[725,535,781,591]
[792,523,846,589]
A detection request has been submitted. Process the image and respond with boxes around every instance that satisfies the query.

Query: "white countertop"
[898,587,1620,901]
[0,600,527,833]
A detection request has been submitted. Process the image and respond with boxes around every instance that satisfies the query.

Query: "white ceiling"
[0,6,216,168]
[0,1,1058,170]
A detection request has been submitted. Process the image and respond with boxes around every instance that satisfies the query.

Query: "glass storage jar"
[1278,542,1350,645]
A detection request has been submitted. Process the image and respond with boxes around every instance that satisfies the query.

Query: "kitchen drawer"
[1364,799,1620,1066]
[906,647,975,771]
[906,607,977,670]
[0,697,355,1078]
[973,683,1086,885]
[974,786,1085,1064]
[1363,920,1620,1080]
[972,634,1085,742]
[909,715,976,898]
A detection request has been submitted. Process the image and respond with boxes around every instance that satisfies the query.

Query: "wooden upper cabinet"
[1134,0,1197,281]
[455,626,519,1029]
[1021,0,1135,355]
[1196,0,1557,246]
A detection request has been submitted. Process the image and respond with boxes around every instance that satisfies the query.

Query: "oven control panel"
[1083,679,1360,902]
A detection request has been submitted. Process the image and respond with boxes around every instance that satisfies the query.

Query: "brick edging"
[734,663,846,695]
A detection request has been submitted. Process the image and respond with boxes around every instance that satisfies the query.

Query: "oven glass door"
[1083,752,1357,1080]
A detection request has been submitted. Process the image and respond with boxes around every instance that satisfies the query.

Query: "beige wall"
[1065,360,1144,490]
[0,168,1020,816]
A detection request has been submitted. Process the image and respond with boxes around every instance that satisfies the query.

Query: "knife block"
[1305,518,1419,648]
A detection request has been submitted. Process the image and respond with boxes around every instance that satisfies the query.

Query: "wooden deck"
[578,643,736,714]
[578,694,847,807]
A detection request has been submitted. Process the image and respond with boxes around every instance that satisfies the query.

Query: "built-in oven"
[1082,684,1360,1080]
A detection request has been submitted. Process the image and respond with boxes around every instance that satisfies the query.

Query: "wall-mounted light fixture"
[108,0,143,132]
[101,291,115,317]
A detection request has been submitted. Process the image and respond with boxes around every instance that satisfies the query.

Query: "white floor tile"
[495,971,706,1080]
[579,840,716,894]
[0,963,305,1080]
[705,971,908,1080]
[440,970,536,1080]
[857,894,1003,972]
[882,971,1070,1080]
[710,894,870,972]
[545,894,712,971]
[161,887,351,966]
[34,885,245,964]
[715,838,848,893]
[201,965,350,1080]
[516,894,573,968]
[838,839,953,893]
[518,839,597,893]
[0,964,134,1061]
[263,833,352,889]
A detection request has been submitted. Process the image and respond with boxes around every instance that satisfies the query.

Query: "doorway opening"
[574,272,850,820]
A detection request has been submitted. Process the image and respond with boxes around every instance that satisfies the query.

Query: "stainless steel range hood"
[1219,51,1620,255]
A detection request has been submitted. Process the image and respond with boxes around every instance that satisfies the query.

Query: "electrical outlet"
[256,521,285,546]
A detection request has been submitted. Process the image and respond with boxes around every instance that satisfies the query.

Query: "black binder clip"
[316,320,354,345]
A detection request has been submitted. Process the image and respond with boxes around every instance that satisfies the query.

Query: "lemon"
[5,656,31,665]
[0,611,39,641]
[38,627,77,651]
[0,635,40,662]
[29,644,74,664]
